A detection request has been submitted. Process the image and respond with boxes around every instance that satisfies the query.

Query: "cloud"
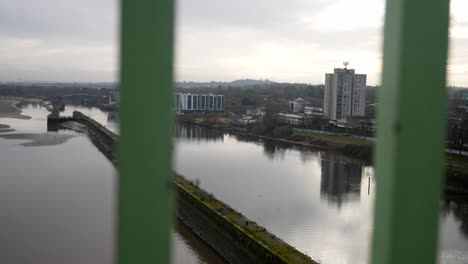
[176,0,385,85]
[0,0,118,82]
[0,36,116,82]
[0,0,467,86]
[305,0,385,33]
[0,0,116,42]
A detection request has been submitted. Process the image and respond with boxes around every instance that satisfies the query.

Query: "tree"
[263,102,281,133]
[241,97,256,106]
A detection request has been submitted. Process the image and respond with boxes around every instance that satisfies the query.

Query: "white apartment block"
[324,68,366,121]
[175,93,224,113]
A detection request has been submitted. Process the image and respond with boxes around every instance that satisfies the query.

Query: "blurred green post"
[372,0,450,263]
[118,0,175,263]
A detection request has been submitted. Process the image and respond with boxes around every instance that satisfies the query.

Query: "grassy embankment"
[291,128,373,158]
[178,115,373,159]
[289,129,468,194]
[177,114,232,129]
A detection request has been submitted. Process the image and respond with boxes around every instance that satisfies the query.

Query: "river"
[0,103,224,264]
[1,103,467,264]
[174,124,468,264]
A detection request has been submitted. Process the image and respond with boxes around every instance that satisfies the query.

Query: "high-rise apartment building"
[324,67,366,121]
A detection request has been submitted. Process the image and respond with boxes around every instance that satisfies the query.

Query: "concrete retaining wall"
[176,176,316,264]
[73,111,117,143]
[73,111,117,164]
[72,111,316,264]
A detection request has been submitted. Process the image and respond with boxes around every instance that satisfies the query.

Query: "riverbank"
[254,129,468,194]
[251,128,373,161]
[178,116,468,195]
[256,128,468,195]
[177,115,373,160]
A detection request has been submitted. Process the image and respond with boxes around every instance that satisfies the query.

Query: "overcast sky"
[1,0,467,86]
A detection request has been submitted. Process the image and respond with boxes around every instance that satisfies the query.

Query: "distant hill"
[176,79,273,89]
[0,82,117,90]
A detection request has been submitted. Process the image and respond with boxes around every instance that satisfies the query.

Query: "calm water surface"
[0,104,222,264]
[1,103,467,264]
[174,124,468,264]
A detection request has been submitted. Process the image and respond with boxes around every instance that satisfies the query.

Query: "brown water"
[0,103,223,264]
[1,103,467,264]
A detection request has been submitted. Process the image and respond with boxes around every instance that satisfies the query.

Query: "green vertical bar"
[372,0,450,264]
[118,0,174,263]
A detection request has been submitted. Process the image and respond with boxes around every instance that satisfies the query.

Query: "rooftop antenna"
[343,61,349,69]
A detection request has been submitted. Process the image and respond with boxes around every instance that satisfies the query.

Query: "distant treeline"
[176,83,379,113]
[0,84,106,97]
[176,79,273,89]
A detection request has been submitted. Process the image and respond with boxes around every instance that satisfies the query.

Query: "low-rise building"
[456,105,468,114]
[289,98,305,113]
[237,116,256,126]
[246,107,264,117]
[277,113,304,126]
[304,106,323,116]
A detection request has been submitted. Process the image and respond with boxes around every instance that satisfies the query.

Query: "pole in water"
[368,176,370,195]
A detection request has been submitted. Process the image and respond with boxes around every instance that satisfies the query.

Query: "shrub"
[251,124,267,135]
[288,134,305,142]
[272,126,292,138]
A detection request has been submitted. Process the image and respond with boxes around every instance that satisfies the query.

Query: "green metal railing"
[116,0,451,263]
[118,0,174,263]
[372,0,450,263]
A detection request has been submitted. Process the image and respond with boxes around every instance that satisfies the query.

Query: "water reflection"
[172,220,227,264]
[321,153,362,207]
[262,140,286,160]
[108,111,119,123]
[442,199,468,238]
[2,106,465,264]
[175,124,224,142]
[174,123,468,264]
[232,133,320,161]
[174,123,375,263]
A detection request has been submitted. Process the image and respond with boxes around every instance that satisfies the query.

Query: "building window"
[201,96,206,110]
[209,96,214,110]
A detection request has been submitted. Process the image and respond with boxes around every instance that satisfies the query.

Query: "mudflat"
[0,99,31,119]
[0,133,75,147]
[0,123,14,133]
